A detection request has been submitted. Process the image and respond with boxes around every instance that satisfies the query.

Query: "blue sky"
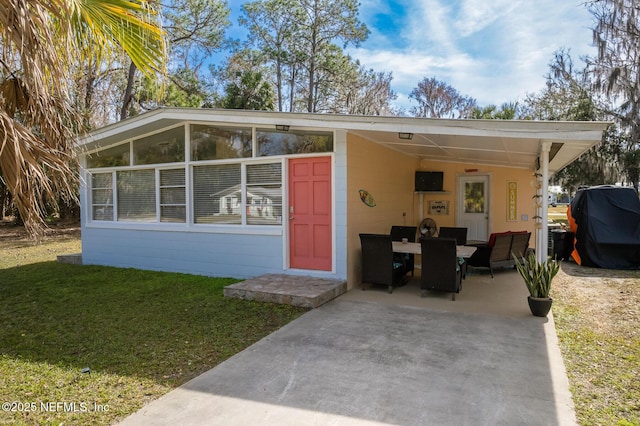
[223,0,596,112]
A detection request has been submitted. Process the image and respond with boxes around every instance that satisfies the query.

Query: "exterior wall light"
[398,132,414,140]
[275,124,290,131]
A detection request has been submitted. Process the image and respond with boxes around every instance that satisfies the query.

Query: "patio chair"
[438,227,468,245]
[360,233,408,293]
[390,225,418,276]
[420,237,463,301]
[467,231,531,277]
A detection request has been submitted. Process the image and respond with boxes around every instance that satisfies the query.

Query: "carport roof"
[79,108,610,174]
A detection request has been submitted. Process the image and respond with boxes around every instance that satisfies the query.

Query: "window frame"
[84,121,333,235]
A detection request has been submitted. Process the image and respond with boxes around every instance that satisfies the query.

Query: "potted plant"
[513,251,560,317]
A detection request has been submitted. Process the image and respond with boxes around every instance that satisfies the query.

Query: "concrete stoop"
[223,274,347,308]
[56,253,83,265]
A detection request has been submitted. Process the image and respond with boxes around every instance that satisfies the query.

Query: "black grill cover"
[568,185,640,269]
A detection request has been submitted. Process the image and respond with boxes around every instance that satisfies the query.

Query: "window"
[256,129,333,156]
[87,124,325,227]
[87,143,130,168]
[91,173,114,220]
[160,169,186,222]
[193,164,241,224]
[133,126,185,165]
[117,170,156,222]
[191,125,252,160]
[246,163,282,225]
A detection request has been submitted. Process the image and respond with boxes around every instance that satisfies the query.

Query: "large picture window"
[117,170,156,222]
[133,126,185,165]
[191,125,252,160]
[256,129,333,156]
[87,143,130,168]
[193,164,241,224]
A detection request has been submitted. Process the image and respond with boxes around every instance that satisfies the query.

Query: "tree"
[0,0,165,236]
[523,49,617,194]
[218,70,275,110]
[409,77,477,118]
[469,102,519,119]
[328,63,397,116]
[240,0,303,112]
[296,0,369,112]
[588,0,640,192]
[120,0,230,118]
[240,0,369,113]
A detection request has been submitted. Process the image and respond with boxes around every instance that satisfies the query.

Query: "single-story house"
[77,108,609,289]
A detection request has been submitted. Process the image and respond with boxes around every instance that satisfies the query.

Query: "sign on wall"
[507,181,517,221]
[429,200,449,215]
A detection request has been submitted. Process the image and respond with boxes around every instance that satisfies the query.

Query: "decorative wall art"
[429,200,449,215]
[507,181,518,221]
[359,189,376,207]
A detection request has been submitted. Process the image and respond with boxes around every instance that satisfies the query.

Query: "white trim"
[83,221,283,236]
[79,108,609,145]
[538,142,552,263]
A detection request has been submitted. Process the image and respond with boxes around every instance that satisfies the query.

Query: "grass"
[552,260,640,425]
[2,221,639,425]
[545,207,640,424]
[0,225,308,425]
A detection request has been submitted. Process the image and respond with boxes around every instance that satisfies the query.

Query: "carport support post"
[537,142,551,263]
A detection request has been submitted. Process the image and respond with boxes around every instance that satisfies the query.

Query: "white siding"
[82,228,284,278]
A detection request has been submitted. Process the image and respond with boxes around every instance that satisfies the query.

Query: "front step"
[224,274,347,308]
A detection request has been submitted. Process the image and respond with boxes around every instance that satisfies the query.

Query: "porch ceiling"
[350,130,540,169]
[78,108,610,175]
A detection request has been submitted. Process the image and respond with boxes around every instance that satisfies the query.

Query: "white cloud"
[350,0,596,111]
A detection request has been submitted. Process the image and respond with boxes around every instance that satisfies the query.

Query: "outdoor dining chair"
[360,233,408,293]
[420,237,463,300]
[390,225,418,276]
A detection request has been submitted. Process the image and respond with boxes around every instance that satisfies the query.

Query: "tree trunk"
[120,61,138,121]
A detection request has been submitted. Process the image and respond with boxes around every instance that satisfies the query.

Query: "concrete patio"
[224,266,531,318]
[119,267,575,425]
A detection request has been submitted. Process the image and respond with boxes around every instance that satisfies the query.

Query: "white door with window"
[457,174,490,242]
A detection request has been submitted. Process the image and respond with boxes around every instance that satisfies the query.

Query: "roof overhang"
[77,108,611,175]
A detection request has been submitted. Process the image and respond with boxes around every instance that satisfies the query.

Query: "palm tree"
[0,0,166,236]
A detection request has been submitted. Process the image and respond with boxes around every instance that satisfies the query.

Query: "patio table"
[392,241,477,258]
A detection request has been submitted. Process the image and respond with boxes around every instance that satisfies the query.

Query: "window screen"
[117,170,156,222]
[160,169,186,222]
[91,172,114,220]
[193,164,241,224]
[246,163,282,225]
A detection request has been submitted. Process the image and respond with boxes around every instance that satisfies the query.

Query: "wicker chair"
[390,226,418,276]
[420,237,463,300]
[360,233,408,293]
[438,227,468,245]
[438,227,469,278]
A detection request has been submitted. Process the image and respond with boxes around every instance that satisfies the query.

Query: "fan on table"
[418,217,438,238]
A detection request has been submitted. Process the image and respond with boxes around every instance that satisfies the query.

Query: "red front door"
[288,157,332,271]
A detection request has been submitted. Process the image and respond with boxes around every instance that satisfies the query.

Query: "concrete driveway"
[118,296,576,425]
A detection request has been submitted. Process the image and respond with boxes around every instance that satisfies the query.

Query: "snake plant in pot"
[513,251,560,317]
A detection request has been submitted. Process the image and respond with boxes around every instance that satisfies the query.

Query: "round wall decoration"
[359,189,376,207]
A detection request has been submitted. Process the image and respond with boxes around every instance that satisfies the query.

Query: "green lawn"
[0,227,307,425]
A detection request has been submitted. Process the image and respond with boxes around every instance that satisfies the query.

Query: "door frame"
[456,173,491,241]
[284,154,336,273]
